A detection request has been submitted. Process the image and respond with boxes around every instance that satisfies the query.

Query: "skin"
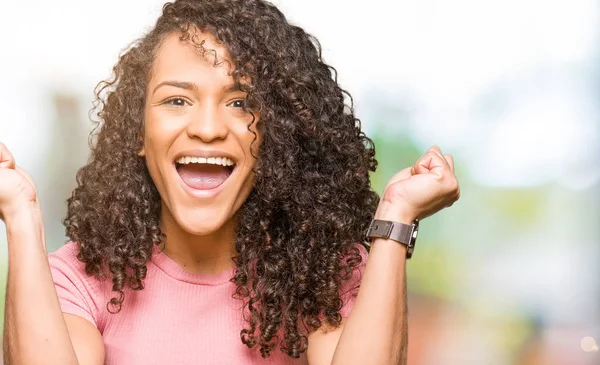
[140,32,258,274]
[309,149,458,365]
[0,150,104,365]
[0,30,459,365]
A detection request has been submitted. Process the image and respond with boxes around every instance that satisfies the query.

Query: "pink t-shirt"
[48,241,366,365]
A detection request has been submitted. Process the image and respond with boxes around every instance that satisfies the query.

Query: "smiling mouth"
[175,157,236,191]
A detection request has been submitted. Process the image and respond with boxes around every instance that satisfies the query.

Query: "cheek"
[143,111,185,154]
[142,132,167,191]
[141,112,180,187]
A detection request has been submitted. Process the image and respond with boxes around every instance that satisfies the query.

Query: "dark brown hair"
[64,0,379,358]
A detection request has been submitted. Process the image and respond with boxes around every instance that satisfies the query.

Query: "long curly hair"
[64,0,379,358]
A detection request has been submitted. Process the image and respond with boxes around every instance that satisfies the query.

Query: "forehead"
[149,31,234,85]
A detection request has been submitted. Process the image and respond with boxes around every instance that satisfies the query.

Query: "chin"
[172,206,232,236]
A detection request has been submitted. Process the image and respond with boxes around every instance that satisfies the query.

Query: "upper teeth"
[176,156,235,166]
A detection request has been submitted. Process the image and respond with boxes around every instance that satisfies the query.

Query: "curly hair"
[64,0,379,358]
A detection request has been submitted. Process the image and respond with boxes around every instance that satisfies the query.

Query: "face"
[142,31,259,235]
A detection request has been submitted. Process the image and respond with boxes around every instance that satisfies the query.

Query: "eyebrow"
[152,80,242,95]
[152,81,196,95]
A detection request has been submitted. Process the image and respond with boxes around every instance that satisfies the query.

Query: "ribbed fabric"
[48,242,366,365]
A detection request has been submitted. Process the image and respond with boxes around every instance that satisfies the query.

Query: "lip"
[173,149,238,199]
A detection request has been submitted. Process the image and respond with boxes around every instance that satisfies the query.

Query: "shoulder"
[48,240,84,266]
[48,241,86,277]
[48,241,102,283]
[48,241,108,329]
[47,240,109,292]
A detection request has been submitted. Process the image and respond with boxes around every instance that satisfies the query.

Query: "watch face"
[407,223,418,259]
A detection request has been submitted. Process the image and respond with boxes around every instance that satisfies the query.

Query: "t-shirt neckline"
[150,244,236,286]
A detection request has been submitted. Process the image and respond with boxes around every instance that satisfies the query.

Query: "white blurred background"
[0,0,598,363]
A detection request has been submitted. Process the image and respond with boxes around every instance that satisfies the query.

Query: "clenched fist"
[375,146,460,223]
[0,142,39,222]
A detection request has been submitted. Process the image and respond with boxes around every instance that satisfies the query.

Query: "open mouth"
[175,156,236,191]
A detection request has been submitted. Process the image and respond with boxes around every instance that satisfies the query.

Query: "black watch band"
[365,219,419,259]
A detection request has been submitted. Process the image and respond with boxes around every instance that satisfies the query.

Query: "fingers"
[429,145,443,156]
[422,146,455,171]
[429,146,453,169]
[0,142,16,169]
[412,146,450,177]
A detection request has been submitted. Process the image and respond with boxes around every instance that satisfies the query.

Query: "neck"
[159,207,237,275]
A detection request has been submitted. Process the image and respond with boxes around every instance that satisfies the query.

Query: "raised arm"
[308,146,459,365]
[0,142,104,365]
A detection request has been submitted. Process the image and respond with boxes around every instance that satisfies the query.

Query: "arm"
[0,142,104,365]
[307,204,412,365]
[308,146,459,365]
[3,209,105,365]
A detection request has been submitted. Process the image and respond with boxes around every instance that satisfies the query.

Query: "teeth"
[176,156,235,167]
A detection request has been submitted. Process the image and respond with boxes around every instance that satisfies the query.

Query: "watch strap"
[365,219,419,258]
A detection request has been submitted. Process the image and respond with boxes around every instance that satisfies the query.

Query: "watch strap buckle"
[367,219,394,238]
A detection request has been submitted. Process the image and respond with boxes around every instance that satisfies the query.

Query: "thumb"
[0,142,16,169]
[411,154,433,175]
[411,151,446,178]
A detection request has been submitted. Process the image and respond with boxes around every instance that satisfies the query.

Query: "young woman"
[0,0,459,364]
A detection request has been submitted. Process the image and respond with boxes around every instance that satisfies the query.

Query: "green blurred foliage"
[369,129,422,195]
[369,129,464,300]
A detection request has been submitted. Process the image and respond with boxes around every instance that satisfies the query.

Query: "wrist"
[369,205,420,259]
[5,206,46,253]
[374,201,417,224]
[4,204,43,231]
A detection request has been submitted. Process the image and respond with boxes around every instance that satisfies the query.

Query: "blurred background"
[0,0,598,363]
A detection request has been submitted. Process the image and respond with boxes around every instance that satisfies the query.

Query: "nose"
[185,103,229,142]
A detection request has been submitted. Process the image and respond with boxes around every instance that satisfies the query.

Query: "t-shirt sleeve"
[48,241,104,328]
[339,243,368,318]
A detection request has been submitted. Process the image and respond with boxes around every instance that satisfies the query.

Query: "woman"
[0,0,459,364]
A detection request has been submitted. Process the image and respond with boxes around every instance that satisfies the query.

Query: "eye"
[228,99,247,109]
[163,97,189,107]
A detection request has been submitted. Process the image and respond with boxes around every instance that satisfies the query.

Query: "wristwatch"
[365,219,419,259]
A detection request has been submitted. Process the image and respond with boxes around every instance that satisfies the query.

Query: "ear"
[137,132,145,156]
